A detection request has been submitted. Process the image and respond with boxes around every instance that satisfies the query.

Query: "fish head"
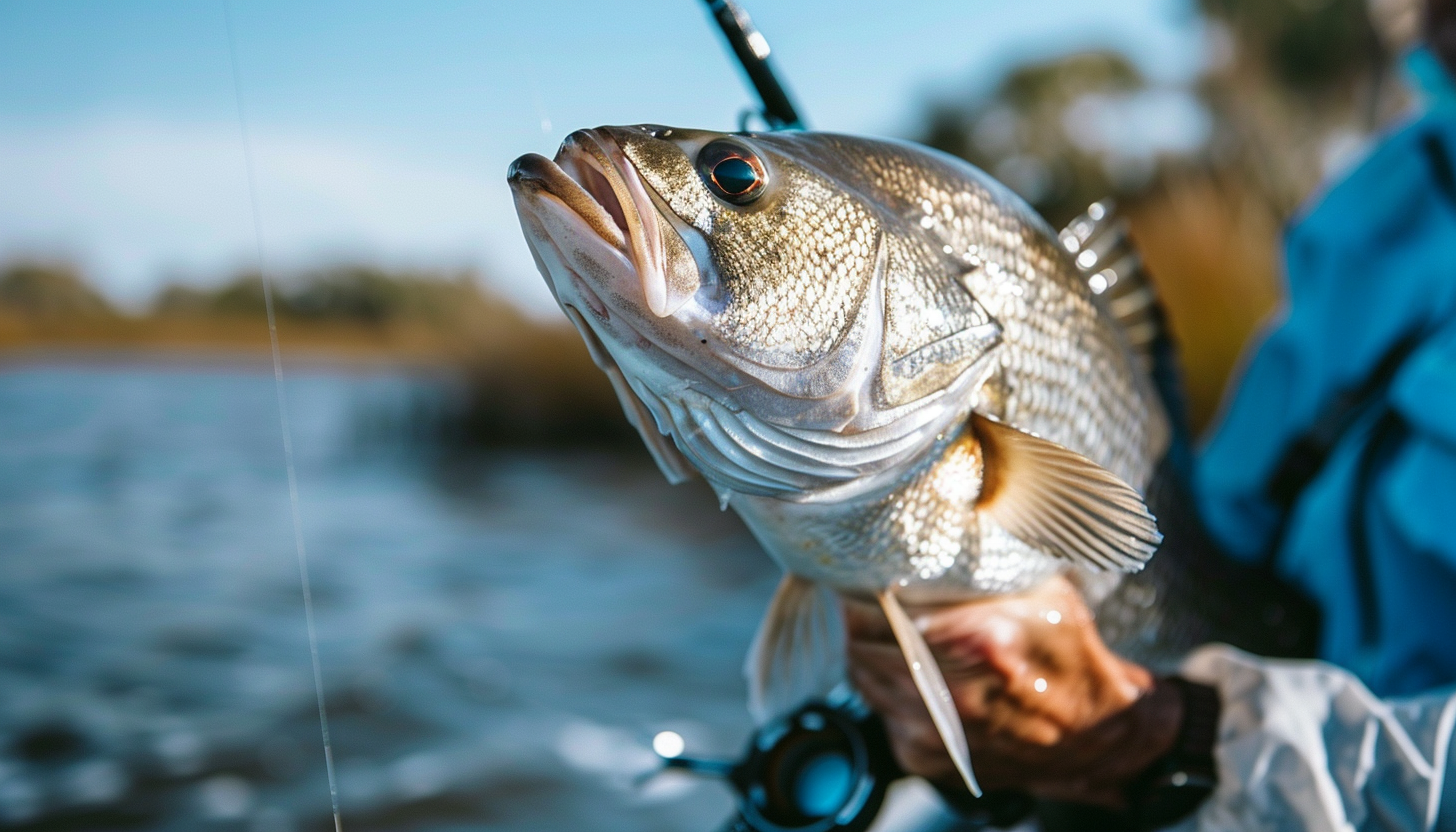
[508,126,1005,499]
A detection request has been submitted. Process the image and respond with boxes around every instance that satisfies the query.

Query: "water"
[0,361,784,831]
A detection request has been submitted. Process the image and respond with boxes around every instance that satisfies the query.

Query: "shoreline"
[0,313,493,373]
[0,344,462,375]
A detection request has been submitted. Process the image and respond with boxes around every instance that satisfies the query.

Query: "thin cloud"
[0,117,554,314]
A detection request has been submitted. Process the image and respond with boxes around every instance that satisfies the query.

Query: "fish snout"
[553,130,686,318]
[506,153,556,190]
[557,128,604,160]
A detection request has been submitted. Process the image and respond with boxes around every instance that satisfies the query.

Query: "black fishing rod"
[701,0,805,129]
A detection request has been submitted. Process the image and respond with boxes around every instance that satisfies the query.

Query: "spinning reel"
[651,690,900,832]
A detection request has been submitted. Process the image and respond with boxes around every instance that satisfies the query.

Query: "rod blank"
[702,0,804,130]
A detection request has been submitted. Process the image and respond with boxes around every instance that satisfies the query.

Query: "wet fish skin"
[510,125,1166,596]
[508,125,1169,794]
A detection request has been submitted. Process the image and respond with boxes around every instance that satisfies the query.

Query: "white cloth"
[1171,646,1456,832]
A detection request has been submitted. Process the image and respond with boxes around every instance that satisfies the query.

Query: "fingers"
[846,641,918,711]
[840,576,1162,802]
[845,578,1108,740]
[846,644,958,781]
[840,595,893,643]
[888,717,959,782]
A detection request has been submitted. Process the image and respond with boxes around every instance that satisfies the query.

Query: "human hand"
[843,576,1183,807]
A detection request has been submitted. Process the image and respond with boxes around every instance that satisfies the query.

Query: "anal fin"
[745,574,846,723]
[878,590,982,798]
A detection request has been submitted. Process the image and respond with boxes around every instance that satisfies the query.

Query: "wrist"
[1125,677,1220,830]
[1116,674,1187,784]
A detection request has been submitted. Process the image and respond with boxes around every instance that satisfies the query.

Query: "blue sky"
[0,0,1204,317]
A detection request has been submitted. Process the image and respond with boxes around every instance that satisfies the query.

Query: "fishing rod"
[701,0,805,130]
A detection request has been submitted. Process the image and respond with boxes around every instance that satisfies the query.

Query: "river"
[0,360,808,831]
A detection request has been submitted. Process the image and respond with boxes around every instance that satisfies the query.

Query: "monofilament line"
[222,4,344,831]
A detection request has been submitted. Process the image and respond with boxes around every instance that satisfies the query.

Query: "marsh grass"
[1127,169,1285,434]
[0,261,631,447]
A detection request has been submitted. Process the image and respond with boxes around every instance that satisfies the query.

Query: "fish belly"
[731,432,1064,600]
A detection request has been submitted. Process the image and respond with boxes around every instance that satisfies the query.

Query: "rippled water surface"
[0,362,788,831]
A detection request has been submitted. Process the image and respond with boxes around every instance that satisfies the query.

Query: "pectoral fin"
[972,412,1161,572]
[878,590,982,797]
[745,574,846,723]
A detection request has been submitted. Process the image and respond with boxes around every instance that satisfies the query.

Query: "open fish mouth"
[508,131,698,484]
[507,129,675,318]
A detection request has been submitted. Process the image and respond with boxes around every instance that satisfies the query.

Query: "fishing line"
[221,4,345,831]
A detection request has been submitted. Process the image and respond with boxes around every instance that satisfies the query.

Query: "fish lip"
[507,150,629,255]
[511,129,672,318]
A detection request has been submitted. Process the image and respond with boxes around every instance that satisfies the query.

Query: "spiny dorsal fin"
[878,590,982,797]
[745,574,846,723]
[972,413,1161,572]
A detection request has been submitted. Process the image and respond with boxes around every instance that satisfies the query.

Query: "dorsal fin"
[973,413,1161,572]
[1059,200,1165,370]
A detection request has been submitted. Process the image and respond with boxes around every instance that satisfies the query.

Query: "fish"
[507,125,1171,796]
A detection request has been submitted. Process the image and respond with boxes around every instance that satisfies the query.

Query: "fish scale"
[783,133,1167,489]
[509,125,1171,795]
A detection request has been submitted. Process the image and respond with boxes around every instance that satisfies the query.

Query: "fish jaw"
[508,129,686,323]
[509,135,703,484]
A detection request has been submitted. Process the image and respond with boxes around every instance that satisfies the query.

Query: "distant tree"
[1433,0,1456,75]
[912,0,1400,224]
[0,261,113,317]
[286,266,486,325]
[153,283,220,316]
[1198,0,1384,95]
[1195,0,1396,213]
[914,51,1204,227]
[288,267,410,323]
[154,266,500,327]
[209,273,272,318]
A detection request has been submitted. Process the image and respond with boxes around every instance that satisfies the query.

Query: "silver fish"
[508,126,1170,795]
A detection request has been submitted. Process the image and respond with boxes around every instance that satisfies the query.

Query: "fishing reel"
[650,689,900,832]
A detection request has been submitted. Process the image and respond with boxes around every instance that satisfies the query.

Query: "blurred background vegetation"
[916,0,1418,430]
[0,260,631,447]
[0,0,1424,440]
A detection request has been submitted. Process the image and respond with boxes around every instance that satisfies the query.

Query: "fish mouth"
[508,131,699,484]
[507,129,677,318]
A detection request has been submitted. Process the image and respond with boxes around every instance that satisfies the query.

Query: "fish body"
[508,125,1170,794]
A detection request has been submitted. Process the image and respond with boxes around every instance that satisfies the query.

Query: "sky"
[0,0,1206,318]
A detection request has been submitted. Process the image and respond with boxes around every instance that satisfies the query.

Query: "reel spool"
[653,692,899,832]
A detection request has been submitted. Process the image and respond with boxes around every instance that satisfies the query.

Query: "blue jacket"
[1195,52,1456,697]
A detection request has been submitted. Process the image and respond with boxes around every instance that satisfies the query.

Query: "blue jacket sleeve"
[1196,114,1456,562]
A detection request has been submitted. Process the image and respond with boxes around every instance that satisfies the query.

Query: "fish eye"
[697,141,767,205]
